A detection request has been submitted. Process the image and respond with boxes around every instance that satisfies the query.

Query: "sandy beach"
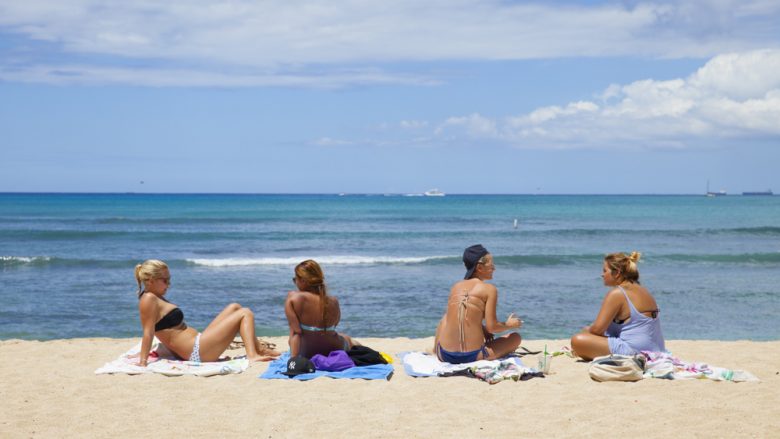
[1,337,778,438]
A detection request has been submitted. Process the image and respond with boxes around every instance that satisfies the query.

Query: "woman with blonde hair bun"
[134,259,278,366]
[570,251,665,361]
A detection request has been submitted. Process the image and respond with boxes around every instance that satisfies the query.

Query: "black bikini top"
[155,308,184,331]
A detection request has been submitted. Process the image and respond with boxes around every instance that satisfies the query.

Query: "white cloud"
[0,64,437,87]
[1,0,779,86]
[312,137,354,146]
[437,114,498,138]
[400,120,429,129]
[435,49,780,148]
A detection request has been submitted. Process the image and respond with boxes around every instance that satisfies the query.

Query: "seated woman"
[570,252,665,361]
[434,244,522,364]
[284,259,358,358]
[134,259,278,366]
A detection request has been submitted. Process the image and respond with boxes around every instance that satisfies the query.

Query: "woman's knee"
[225,303,242,312]
[570,333,583,351]
[507,332,521,348]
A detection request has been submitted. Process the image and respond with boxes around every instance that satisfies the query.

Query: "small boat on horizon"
[424,188,445,197]
[706,180,726,197]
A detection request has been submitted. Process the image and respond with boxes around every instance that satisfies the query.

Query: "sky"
[1,0,779,194]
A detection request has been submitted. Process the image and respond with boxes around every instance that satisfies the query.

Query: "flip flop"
[511,346,542,357]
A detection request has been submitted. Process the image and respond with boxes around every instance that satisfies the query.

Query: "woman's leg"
[202,303,242,333]
[433,317,444,354]
[484,332,521,360]
[570,332,610,361]
[339,334,359,350]
[252,337,280,356]
[198,305,270,362]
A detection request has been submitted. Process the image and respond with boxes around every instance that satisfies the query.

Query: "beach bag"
[588,354,646,382]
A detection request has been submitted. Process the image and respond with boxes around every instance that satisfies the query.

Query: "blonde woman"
[570,252,665,361]
[134,259,278,366]
[284,259,357,358]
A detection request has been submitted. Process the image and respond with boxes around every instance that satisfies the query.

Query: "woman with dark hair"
[284,259,358,358]
[570,251,665,361]
[433,244,523,363]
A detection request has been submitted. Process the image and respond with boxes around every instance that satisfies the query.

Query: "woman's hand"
[482,325,494,343]
[507,313,523,329]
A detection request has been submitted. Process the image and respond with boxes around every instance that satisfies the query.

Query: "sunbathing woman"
[570,252,665,361]
[134,259,278,366]
[433,244,522,363]
[284,259,358,358]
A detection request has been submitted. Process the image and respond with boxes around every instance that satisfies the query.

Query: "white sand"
[1,337,778,438]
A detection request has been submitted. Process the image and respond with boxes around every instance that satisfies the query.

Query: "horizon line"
[0,191,773,197]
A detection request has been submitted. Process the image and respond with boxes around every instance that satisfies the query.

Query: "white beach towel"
[94,338,248,377]
[400,351,533,377]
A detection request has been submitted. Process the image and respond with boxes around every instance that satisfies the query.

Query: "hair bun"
[629,251,642,263]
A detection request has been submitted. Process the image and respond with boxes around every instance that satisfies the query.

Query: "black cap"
[463,244,489,279]
[281,355,316,377]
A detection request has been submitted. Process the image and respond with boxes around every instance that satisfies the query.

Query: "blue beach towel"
[259,352,394,381]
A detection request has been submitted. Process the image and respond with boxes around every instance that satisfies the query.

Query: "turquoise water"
[1,193,778,341]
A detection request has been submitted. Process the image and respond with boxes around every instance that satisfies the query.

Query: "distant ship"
[742,189,773,196]
[424,188,445,197]
[706,180,726,197]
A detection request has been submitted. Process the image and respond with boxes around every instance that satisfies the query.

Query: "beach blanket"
[400,351,540,384]
[94,338,248,377]
[641,351,759,382]
[259,352,394,381]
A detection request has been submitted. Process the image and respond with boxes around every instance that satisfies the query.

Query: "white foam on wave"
[187,255,447,267]
[1,256,51,263]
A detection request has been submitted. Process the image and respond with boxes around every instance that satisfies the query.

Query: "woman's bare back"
[438,279,489,352]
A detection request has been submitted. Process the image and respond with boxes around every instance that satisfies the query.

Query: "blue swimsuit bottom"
[437,343,488,364]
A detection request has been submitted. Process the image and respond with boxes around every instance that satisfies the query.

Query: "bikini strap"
[457,288,472,351]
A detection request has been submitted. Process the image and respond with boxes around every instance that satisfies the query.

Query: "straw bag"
[588,354,646,382]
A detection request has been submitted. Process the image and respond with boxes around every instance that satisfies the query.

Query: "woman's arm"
[587,289,622,335]
[137,295,157,367]
[483,285,522,334]
[284,292,303,357]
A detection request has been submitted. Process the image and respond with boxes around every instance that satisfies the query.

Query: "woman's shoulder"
[602,287,628,305]
[138,292,161,311]
[286,290,306,302]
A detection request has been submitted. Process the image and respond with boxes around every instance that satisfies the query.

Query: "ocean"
[1,193,778,341]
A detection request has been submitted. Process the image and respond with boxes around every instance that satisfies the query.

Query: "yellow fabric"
[379,352,394,364]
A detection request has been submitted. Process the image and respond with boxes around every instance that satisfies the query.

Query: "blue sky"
[1,0,779,194]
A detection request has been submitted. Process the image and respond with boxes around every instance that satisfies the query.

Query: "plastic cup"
[538,353,552,374]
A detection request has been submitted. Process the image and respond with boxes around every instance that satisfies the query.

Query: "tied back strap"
[457,289,471,351]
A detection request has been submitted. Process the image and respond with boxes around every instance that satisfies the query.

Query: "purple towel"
[310,350,355,372]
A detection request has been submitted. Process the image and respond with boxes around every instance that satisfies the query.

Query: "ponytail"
[134,259,169,298]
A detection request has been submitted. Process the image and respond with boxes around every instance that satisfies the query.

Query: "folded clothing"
[641,351,759,382]
[311,350,355,371]
[346,345,388,366]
